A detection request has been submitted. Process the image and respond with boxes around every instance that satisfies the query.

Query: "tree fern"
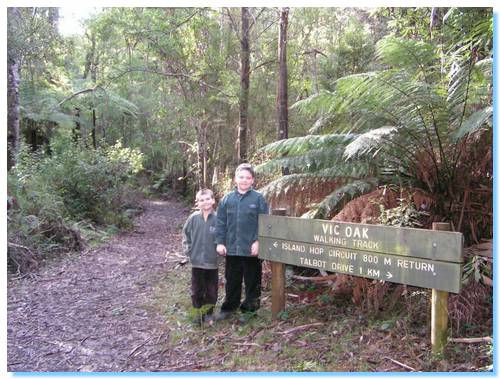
[258,162,373,198]
[301,179,378,219]
[344,126,397,160]
[257,146,346,174]
[259,133,355,156]
[20,86,75,128]
[257,23,491,225]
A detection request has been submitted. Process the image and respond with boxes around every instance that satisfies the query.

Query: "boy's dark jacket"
[182,210,218,269]
[216,188,269,256]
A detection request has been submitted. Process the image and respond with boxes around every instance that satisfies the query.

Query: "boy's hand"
[250,241,259,256]
[216,244,227,256]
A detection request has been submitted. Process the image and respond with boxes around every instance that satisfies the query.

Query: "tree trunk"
[277,8,289,175]
[277,7,289,141]
[48,7,59,31]
[83,33,96,80]
[196,120,208,189]
[91,109,97,149]
[237,7,250,163]
[73,108,81,143]
[83,33,99,148]
[7,56,20,170]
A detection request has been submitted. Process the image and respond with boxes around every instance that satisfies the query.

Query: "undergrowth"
[148,262,493,372]
[7,140,144,274]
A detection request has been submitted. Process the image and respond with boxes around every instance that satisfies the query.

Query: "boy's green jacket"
[182,210,218,269]
[216,188,269,256]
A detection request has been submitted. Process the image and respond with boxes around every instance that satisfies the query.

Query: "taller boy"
[216,163,269,321]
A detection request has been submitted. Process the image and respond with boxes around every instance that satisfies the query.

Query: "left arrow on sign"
[273,241,278,248]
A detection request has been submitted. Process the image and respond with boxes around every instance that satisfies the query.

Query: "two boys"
[182,163,268,325]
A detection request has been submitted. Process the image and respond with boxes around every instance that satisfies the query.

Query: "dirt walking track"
[7,198,191,372]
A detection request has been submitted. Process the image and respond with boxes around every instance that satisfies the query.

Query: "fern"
[259,134,355,156]
[301,179,378,219]
[259,162,372,199]
[257,27,491,224]
[375,36,437,76]
[452,106,492,140]
[344,126,397,160]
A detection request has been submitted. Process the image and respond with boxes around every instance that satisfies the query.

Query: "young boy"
[215,163,269,323]
[182,189,219,325]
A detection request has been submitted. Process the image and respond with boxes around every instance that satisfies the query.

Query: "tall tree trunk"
[7,7,21,170]
[91,109,97,149]
[48,7,59,31]
[73,108,81,143]
[237,7,250,163]
[84,33,99,148]
[7,56,20,170]
[83,33,96,80]
[277,8,289,175]
[196,120,208,189]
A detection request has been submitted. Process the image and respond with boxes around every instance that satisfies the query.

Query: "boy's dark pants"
[221,255,262,313]
[191,268,218,315]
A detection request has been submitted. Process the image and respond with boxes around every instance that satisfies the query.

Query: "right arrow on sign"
[386,272,393,279]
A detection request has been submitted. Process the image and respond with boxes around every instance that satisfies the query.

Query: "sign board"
[259,215,463,293]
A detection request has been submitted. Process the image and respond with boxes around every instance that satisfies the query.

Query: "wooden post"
[271,208,287,319]
[431,222,451,354]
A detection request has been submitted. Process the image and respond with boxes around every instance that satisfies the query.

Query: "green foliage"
[260,9,492,233]
[8,140,144,272]
[319,16,376,89]
[42,143,143,224]
[378,197,429,228]
[462,255,491,285]
[105,140,144,175]
[187,304,214,324]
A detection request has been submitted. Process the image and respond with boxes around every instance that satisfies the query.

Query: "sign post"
[431,222,451,355]
[259,215,463,350]
[270,209,287,319]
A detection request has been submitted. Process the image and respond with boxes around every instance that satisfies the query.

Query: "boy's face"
[235,169,254,193]
[196,194,215,211]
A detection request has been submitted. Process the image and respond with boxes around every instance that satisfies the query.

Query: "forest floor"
[7,198,493,373]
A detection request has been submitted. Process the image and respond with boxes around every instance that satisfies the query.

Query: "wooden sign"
[259,215,463,293]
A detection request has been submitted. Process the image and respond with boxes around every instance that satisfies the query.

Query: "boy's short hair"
[196,188,214,200]
[235,163,255,178]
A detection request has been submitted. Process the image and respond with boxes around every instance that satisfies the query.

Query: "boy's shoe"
[203,314,214,325]
[214,310,233,321]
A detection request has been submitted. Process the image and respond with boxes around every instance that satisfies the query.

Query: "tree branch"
[107,68,236,99]
[250,59,276,74]
[448,336,492,344]
[57,87,101,107]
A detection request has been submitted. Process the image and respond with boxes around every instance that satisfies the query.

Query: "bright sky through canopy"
[58,7,101,36]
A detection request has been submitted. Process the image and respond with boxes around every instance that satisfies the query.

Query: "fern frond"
[99,90,139,117]
[256,146,346,174]
[309,115,334,134]
[20,86,75,127]
[258,134,355,157]
[259,173,327,199]
[375,36,437,75]
[447,63,471,108]
[452,106,492,141]
[475,57,492,80]
[290,91,336,117]
[313,163,372,179]
[344,126,397,160]
[302,178,378,219]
